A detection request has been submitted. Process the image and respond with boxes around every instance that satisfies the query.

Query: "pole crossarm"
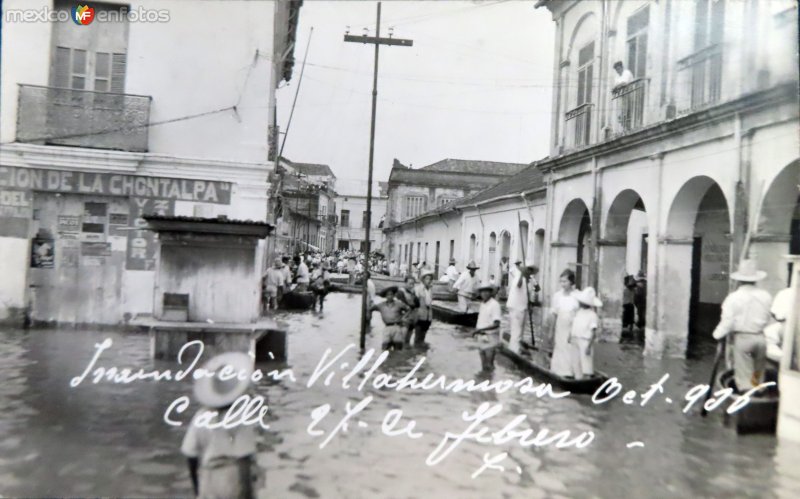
[344,34,414,47]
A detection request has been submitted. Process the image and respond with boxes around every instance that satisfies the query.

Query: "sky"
[275,0,556,190]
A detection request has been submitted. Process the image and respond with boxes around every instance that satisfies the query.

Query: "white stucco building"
[384,0,799,359]
[0,0,302,325]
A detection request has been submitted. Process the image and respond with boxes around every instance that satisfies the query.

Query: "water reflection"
[0,291,798,498]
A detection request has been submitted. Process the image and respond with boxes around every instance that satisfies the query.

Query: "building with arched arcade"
[385,0,799,358]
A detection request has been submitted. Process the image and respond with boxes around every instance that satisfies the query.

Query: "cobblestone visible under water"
[1,292,799,498]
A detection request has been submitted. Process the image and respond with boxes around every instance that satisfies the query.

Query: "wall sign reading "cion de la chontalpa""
[0,166,233,204]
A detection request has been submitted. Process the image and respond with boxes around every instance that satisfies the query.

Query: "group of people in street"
[369,270,436,350]
[262,253,332,312]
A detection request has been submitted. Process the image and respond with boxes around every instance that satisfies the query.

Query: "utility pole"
[344,2,413,350]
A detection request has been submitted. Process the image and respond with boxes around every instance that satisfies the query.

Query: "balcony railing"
[677,45,723,113]
[16,84,151,152]
[611,78,647,134]
[564,103,593,148]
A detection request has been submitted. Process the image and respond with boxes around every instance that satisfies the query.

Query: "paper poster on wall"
[31,236,55,268]
[126,198,174,271]
[58,215,81,239]
[109,212,130,237]
[81,242,112,257]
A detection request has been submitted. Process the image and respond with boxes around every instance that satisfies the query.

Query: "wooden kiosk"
[135,215,286,361]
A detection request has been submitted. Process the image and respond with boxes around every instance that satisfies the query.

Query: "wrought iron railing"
[564,103,593,148]
[16,84,151,152]
[677,45,723,112]
[611,78,647,133]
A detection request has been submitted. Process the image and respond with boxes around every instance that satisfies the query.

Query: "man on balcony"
[612,61,634,89]
[612,61,635,133]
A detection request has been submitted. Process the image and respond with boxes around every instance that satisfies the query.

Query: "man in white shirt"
[452,261,481,312]
[472,284,502,372]
[389,259,398,277]
[506,264,539,353]
[445,258,459,283]
[612,61,634,89]
[294,256,310,291]
[765,284,796,362]
[712,260,772,391]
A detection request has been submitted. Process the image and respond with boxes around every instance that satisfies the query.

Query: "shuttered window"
[110,53,127,93]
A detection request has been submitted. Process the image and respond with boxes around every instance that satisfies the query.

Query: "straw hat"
[476,284,496,294]
[576,287,603,307]
[377,285,399,297]
[449,258,456,264]
[194,352,254,409]
[466,261,480,270]
[730,259,766,282]
[420,270,435,281]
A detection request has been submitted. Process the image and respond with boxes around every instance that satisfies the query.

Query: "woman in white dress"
[549,269,580,376]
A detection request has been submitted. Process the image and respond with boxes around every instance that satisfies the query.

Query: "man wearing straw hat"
[181,352,257,499]
[413,270,436,347]
[711,259,773,391]
[472,284,503,371]
[452,261,481,312]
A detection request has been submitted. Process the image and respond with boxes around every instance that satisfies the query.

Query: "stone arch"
[661,176,732,356]
[599,189,649,337]
[754,159,800,292]
[556,198,592,289]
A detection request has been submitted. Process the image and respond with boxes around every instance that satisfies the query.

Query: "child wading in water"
[370,286,410,350]
[569,287,602,380]
[181,352,257,499]
[471,284,502,371]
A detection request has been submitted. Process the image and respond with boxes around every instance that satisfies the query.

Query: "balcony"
[611,78,647,134]
[16,84,151,152]
[677,45,723,113]
[564,103,593,148]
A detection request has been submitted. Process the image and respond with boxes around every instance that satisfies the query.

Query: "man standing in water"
[472,285,502,372]
[712,259,772,391]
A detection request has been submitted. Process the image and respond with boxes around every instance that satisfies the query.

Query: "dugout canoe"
[281,290,316,310]
[431,303,478,327]
[329,282,363,294]
[715,368,779,435]
[498,346,609,395]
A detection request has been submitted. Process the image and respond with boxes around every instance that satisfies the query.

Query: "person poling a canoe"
[452,261,481,312]
[471,284,503,372]
[711,259,772,392]
[506,261,540,353]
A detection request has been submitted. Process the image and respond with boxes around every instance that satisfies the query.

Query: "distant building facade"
[273,158,337,254]
[334,180,388,253]
[385,0,799,360]
[384,158,528,274]
[0,0,302,325]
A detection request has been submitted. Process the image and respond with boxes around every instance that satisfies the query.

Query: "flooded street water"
[1,292,799,498]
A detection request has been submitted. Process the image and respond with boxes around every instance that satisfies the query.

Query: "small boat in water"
[715,368,779,435]
[329,282,364,294]
[281,290,316,310]
[498,346,609,395]
[431,302,478,327]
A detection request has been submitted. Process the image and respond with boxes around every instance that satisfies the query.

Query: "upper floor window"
[438,197,456,207]
[694,0,725,51]
[340,209,350,227]
[404,196,427,220]
[576,42,595,106]
[626,7,649,78]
